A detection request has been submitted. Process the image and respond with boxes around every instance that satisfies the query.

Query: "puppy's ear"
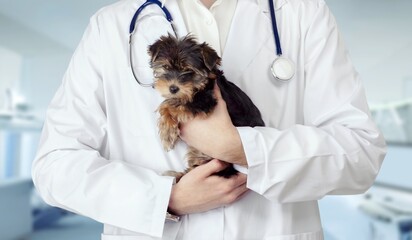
[148,41,161,63]
[148,34,177,63]
[200,43,221,71]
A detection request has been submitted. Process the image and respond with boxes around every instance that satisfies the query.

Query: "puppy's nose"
[169,85,180,94]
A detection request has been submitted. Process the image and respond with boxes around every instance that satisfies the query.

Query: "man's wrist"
[221,127,247,166]
[167,181,183,222]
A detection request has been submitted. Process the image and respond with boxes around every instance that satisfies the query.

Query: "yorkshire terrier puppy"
[148,34,264,180]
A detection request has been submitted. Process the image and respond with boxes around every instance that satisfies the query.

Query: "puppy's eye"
[163,65,171,70]
[180,71,193,76]
[153,68,164,78]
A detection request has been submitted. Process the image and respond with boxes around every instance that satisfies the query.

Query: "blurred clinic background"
[1,0,412,239]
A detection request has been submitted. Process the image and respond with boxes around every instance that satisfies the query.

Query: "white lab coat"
[32,0,386,239]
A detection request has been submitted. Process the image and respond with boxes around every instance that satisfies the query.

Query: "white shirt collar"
[161,0,287,10]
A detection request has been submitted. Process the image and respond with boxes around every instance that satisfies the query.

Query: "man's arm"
[179,2,386,204]
[180,84,247,166]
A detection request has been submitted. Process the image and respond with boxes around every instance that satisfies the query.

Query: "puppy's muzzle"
[169,85,180,94]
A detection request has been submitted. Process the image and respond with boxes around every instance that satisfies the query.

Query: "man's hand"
[168,159,248,216]
[179,84,248,166]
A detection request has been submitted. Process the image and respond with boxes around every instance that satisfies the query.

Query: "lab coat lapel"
[222,0,287,81]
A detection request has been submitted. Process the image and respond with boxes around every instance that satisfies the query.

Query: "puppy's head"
[148,34,221,103]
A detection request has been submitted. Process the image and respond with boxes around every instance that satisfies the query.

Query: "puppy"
[148,34,264,181]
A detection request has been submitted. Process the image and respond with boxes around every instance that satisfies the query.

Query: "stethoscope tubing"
[129,0,177,87]
[128,0,294,86]
[129,0,173,34]
[268,0,282,56]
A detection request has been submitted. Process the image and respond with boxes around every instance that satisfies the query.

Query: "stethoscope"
[129,0,295,87]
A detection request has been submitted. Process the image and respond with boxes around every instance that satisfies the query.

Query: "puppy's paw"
[186,146,213,168]
[158,116,180,151]
[159,126,180,151]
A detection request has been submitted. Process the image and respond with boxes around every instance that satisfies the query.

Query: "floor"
[30,214,102,240]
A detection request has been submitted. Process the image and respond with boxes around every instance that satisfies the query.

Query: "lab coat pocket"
[264,230,324,240]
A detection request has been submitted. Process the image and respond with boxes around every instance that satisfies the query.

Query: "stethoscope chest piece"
[271,56,295,82]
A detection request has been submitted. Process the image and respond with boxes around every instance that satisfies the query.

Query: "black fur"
[187,77,217,115]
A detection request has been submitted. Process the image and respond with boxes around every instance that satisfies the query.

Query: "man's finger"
[225,183,249,204]
[194,159,229,178]
[231,173,248,188]
[233,184,249,201]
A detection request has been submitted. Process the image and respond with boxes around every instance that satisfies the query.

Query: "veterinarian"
[32,0,386,239]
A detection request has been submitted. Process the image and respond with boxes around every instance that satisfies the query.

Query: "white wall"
[0,13,73,116]
[20,53,72,114]
[0,0,115,114]
[326,0,412,105]
[0,47,22,109]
